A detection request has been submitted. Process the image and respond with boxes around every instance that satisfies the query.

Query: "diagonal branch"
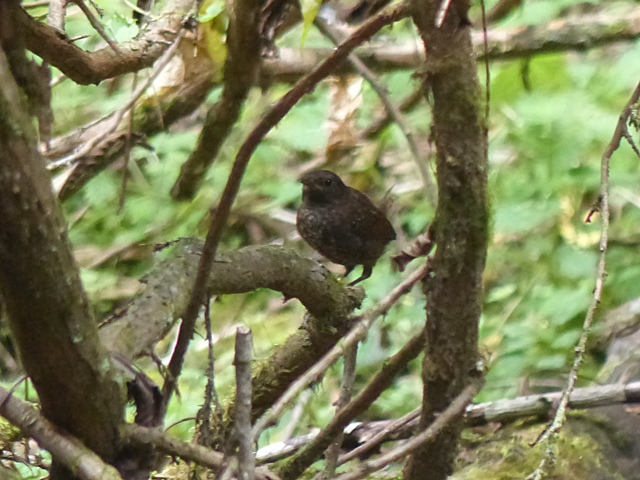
[277,327,426,480]
[332,378,484,480]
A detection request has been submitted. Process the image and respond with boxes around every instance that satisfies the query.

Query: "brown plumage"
[296,170,396,286]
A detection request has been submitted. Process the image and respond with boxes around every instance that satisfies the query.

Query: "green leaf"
[300,0,322,46]
[199,0,225,22]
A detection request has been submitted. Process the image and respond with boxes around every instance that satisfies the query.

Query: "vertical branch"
[405,1,488,479]
[235,326,255,480]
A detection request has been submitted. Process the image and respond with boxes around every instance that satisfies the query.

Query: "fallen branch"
[256,379,640,464]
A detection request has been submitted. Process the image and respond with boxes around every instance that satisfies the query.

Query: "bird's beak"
[298,173,311,186]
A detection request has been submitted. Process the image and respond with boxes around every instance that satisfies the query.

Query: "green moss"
[455,418,626,480]
[0,417,21,444]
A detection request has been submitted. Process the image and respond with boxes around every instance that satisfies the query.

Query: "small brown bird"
[296,170,396,286]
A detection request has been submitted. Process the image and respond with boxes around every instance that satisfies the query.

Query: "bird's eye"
[324,179,332,186]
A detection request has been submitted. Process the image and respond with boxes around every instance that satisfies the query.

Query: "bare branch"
[70,0,120,53]
[265,7,640,78]
[257,379,640,465]
[320,343,358,480]
[277,327,426,480]
[253,263,427,479]
[314,16,436,206]
[99,241,363,360]
[44,8,640,203]
[46,0,67,32]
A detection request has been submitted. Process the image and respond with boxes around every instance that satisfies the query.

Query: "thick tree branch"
[251,261,429,445]
[19,0,194,85]
[99,240,371,454]
[99,241,363,360]
[164,1,410,442]
[405,1,489,479]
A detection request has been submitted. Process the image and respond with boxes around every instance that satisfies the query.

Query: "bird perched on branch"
[296,170,396,286]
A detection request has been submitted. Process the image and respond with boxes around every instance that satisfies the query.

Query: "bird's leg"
[348,265,372,286]
[343,265,355,279]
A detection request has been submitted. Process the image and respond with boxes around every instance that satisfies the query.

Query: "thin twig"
[258,378,640,466]
[279,390,313,442]
[527,79,640,479]
[235,326,256,480]
[362,87,423,139]
[622,127,640,158]
[118,73,137,213]
[331,378,484,480]
[284,330,426,480]
[314,17,436,204]
[124,424,279,480]
[196,298,222,445]
[253,260,428,442]
[25,0,52,8]
[71,0,121,53]
[164,0,411,410]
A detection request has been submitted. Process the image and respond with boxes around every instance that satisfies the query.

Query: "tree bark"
[0,2,125,478]
[405,1,489,479]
